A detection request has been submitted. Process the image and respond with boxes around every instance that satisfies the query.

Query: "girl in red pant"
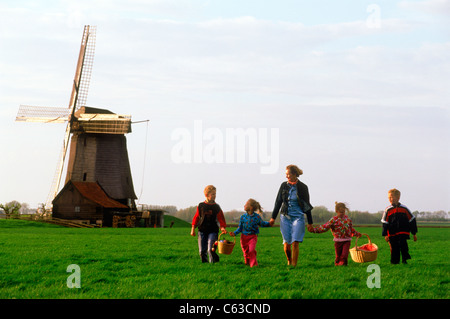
[309,202,361,266]
[229,199,272,267]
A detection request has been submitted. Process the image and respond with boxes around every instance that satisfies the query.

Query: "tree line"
[2,201,448,224]
[0,201,35,218]
[159,205,450,225]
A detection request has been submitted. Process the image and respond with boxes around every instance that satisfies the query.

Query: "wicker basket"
[217,233,236,255]
[350,233,378,263]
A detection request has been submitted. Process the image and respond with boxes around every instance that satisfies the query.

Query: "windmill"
[16,25,137,218]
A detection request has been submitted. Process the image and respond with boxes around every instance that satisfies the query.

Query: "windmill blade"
[15,105,70,123]
[68,25,96,117]
[45,121,71,210]
[44,26,96,210]
[45,26,97,210]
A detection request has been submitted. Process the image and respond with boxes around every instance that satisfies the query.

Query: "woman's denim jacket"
[271,181,313,224]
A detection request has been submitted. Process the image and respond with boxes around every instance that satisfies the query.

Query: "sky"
[0,0,449,214]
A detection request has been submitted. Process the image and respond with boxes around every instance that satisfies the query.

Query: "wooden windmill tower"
[16,25,137,222]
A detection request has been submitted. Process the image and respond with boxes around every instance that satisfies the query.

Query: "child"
[191,185,227,263]
[381,188,418,264]
[229,199,271,267]
[309,202,361,266]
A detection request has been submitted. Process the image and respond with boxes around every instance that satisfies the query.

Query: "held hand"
[269,218,275,226]
[229,232,235,237]
[306,224,314,232]
[220,228,227,234]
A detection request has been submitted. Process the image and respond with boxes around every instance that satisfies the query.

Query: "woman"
[269,164,314,266]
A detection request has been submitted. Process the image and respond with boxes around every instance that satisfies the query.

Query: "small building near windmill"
[52,181,130,226]
[140,209,165,228]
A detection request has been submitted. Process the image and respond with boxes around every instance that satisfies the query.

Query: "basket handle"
[354,233,371,251]
[218,232,236,244]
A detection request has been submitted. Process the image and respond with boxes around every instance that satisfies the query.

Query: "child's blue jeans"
[198,231,219,263]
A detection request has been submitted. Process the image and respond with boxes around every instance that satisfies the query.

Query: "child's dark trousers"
[388,235,411,264]
[334,241,351,266]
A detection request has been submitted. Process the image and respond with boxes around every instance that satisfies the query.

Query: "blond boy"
[381,189,418,264]
[191,185,227,263]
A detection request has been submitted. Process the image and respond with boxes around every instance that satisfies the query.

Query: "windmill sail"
[69,25,96,116]
[16,105,70,123]
[46,25,97,210]
[15,26,96,125]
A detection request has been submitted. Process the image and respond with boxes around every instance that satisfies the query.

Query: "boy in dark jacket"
[381,188,418,264]
[191,185,227,263]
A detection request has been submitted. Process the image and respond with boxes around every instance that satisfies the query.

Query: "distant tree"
[348,210,372,224]
[148,205,178,215]
[224,210,244,224]
[37,203,46,216]
[309,206,384,225]
[415,210,449,222]
[19,202,30,215]
[174,206,198,222]
[311,206,334,223]
[0,201,22,219]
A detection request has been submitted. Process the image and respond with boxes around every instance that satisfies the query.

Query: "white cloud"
[85,17,448,112]
[399,0,450,16]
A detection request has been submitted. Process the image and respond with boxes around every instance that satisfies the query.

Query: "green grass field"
[0,218,448,299]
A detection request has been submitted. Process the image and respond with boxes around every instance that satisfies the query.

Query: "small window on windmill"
[83,173,87,181]
[75,206,80,213]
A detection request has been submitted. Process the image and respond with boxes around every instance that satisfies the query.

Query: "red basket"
[350,233,378,263]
